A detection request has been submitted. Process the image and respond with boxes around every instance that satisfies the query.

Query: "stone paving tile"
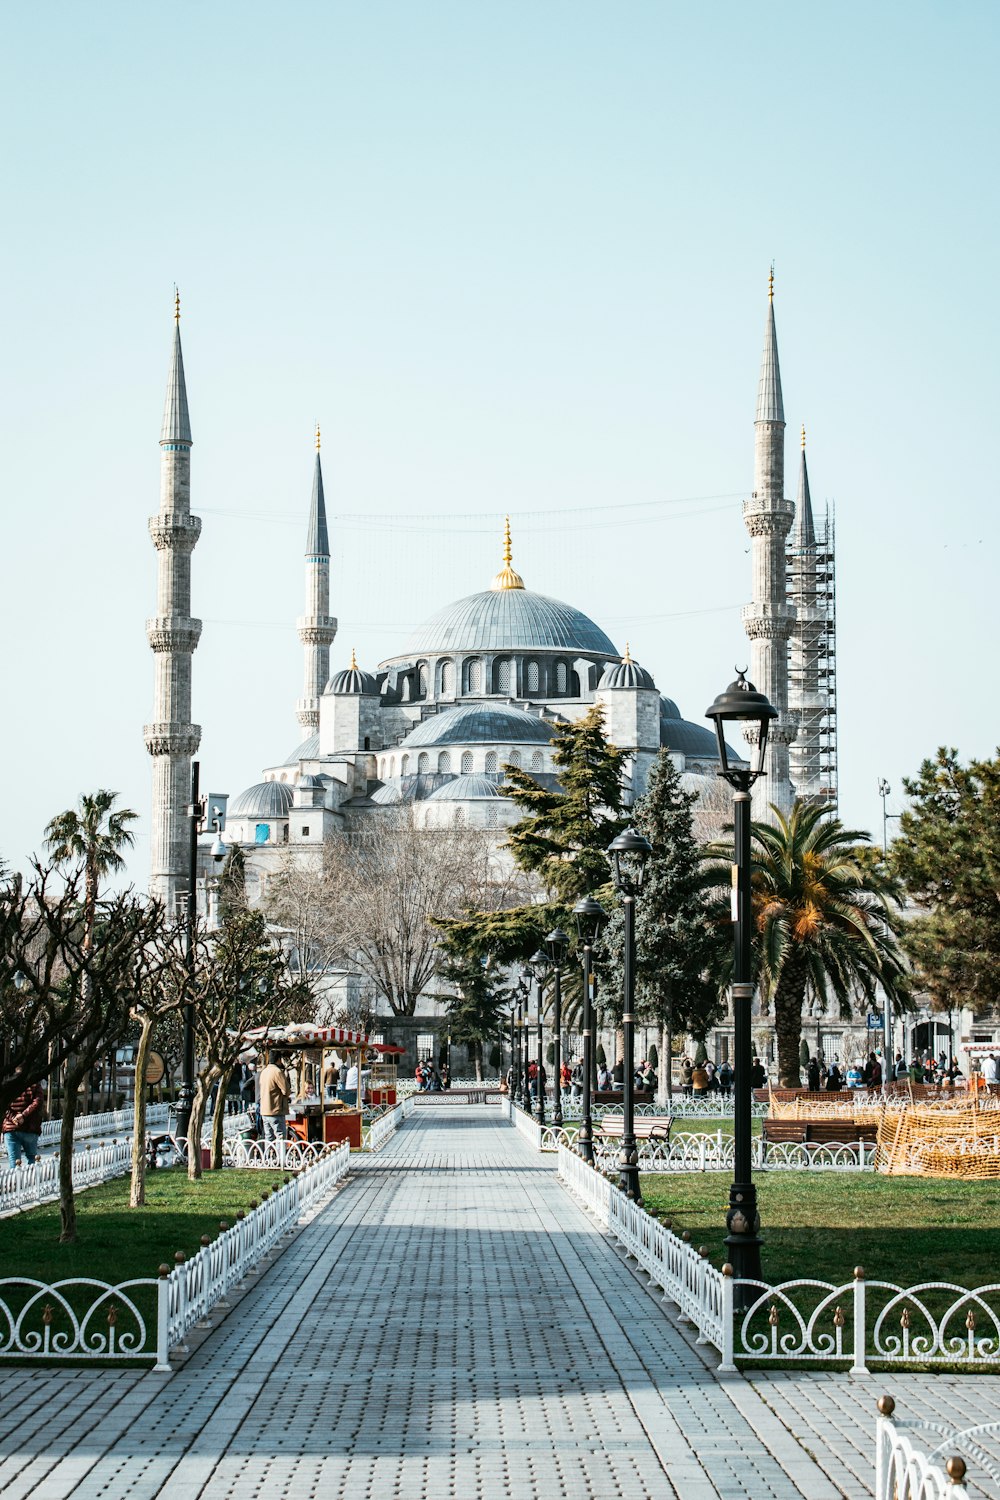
[1,1107,998,1499]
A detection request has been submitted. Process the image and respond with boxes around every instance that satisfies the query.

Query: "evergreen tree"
[891,748,1000,1014]
[437,951,507,1081]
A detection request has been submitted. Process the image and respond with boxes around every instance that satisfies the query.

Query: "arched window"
[508,749,521,768]
[556,661,568,693]
[494,657,512,694]
[569,670,580,697]
[401,754,410,776]
[486,805,500,830]
[531,750,544,772]
[380,758,386,779]
[439,659,454,696]
[526,660,540,693]
[465,658,483,693]
[418,752,430,774]
[461,751,474,773]
[390,756,396,778]
[454,808,465,827]
[485,750,498,774]
[417,662,429,697]
[438,751,452,774]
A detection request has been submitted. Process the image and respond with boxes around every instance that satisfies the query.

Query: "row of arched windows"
[396,657,582,702]
[377,748,546,780]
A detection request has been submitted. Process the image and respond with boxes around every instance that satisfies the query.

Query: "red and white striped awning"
[242,1023,370,1049]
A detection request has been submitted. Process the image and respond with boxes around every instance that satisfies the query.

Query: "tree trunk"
[662,1019,672,1102]
[210,1067,233,1170]
[58,1067,84,1243]
[474,1042,483,1083]
[130,1017,156,1207]
[187,1072,213,1181]
[773,959,809,1088]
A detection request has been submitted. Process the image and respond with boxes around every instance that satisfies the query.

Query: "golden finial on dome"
[489,515,525,591]
[316,422,321,452]
[174,285,181,323]
[350,645,358,670]
[801,423,806,450]
[623,641,633,664]
[768,263,774,302]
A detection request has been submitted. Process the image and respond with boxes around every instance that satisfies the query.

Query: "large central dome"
[404,588,617,656]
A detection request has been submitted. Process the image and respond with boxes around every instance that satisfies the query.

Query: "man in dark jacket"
[3,1081,44,1168]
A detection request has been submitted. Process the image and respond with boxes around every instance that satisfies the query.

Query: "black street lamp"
[705,669,777,1290]
[177,761,228,1144]
[528,948,549,1124]
[573,896,608,1165]
[515,975,530,1106]
[544,928,569,1125]
[607,828,653,1201]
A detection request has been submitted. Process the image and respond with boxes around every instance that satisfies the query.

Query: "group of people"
[804,1049,967,1092]
[510,1057,657,1100]
[414,1061,449,1092]
[678,1056,737,1096]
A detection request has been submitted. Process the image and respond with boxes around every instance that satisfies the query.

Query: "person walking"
[3,1081,44,1168]
[259,1051,290,1141]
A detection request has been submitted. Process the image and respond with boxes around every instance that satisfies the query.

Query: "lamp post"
[877,778,900,1072]
[177,761,228,1144]
[508,998,517,1099]
[515,976,529,1106]
[544,928,569,1126]
[705,669,777,1290]
[607,828,653,1202]
[529,948,548,1124]
[573,896,608,1165]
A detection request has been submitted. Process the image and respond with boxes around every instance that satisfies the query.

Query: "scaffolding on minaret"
[787,499,838,812]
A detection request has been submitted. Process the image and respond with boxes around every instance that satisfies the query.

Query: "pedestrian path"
[0,1107,995,1499]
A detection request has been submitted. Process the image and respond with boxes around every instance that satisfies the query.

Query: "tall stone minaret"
[144,293,202,910]
[788,426,824,802]
[742,270,796,815]
[295,426,337,733]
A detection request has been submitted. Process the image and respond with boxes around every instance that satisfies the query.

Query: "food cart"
[243,1022,374,1150]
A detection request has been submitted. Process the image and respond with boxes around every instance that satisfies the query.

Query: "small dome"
[297,774,320,790]
[330,659,377,695]
[660,717,744,765]
[659,697,682,721]
[599,657,656,690]
[399,703,553,749]
[427,774,508,801]
[284,734,320,765]
[229,781,295,819]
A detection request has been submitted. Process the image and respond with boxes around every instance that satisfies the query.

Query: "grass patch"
[641,1170,1000,1288]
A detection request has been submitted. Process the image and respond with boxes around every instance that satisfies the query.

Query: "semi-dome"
[660,717,744,764]
[599,646,655,691]
[284,734,320,765]
[402,588,616,656]
[229,781,295,818]
[329,649,377,695]
[427,774,507,801]
[399,703,553,749]
[659,697,682,722]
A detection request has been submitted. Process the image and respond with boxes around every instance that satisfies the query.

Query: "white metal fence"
[556,1144,1000,1375]
[875,1404,982,1499]
[0,1139,351,1366]
[365,1095,414,1150]
[0,1139,133,1217]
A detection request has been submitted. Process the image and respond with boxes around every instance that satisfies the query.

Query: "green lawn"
[641,1170,1000,1290]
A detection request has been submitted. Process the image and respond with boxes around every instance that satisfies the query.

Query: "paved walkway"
[1,1107,997,1499]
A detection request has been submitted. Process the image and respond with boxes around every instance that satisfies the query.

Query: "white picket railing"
[365,1095,414,1150]
[158,1138,350,1366]
[222,1139,334,1170]
[875,1407,974,1499]
[40,1103,171,1144]
[556,1144,1000,1375]
[0,1139,133,1217]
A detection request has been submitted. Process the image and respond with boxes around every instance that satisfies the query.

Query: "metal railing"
[365,1095,414,1150]
[875,1400,979,1499]
[0,1139,133,1217]
[556,1144,1000,1375]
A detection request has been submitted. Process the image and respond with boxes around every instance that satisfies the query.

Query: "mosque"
[145,282,842,1069]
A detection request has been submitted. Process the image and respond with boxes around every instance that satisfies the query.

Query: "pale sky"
[2,1,997,883]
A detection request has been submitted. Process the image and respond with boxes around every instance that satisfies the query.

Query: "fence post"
[851,1265,869,1376]
[154,1265,172,1371]
[719,1264,736,1372]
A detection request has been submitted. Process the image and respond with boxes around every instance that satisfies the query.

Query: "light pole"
[705,669,777,1290]
[529,948,548,1124]
[177,761,228,1143]
[573,896,608,1165]
[877,777,900,1072]
[508,998,517,1098]
[544,928,569,1126]
[515,976,529,1106]
[607,828,653,1202]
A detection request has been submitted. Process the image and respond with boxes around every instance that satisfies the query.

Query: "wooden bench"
[592,1090,655,1106]
[762,1118,878,1147]
[598,1115,673,1144]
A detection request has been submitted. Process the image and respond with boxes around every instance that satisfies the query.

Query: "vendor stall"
[243,1022,372,1150]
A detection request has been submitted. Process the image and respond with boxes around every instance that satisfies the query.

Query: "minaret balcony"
[296,615,337,646]
[148,512,202,552]
[143,722,202,757]
[146,617,203,654]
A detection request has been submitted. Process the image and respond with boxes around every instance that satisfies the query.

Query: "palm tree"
[45,790,137,949]
[746,801,909,1088]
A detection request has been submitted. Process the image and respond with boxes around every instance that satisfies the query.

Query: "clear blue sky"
[2,1,997,881]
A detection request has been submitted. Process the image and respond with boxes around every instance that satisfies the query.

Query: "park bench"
[762,1118,878,1148]
[592,1090,655,1107]
[598,1114,673,1144]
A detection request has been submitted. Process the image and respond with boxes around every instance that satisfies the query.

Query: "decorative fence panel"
[556,1144,1000,1375]
[366,1095,414,1150]
[875,1408,976,1500]
[0,1139,133,1217]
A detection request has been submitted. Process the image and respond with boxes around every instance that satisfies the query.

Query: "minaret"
[742,269,796,814]
[788,426,824,801]
[295,425,337,733]
[144,292,202,910]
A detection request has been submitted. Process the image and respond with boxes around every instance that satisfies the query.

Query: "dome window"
[418,752,430,773]
[438,751,452,773]
[417,663,429,697]
[461,751,474,773]
[556,662,568,693]
[465,658,483,693]
[508,749,521,769]
[485,751,498,774]
[494,657,512,694]
[439,660,454,696]
[526,660,539,693]
[401,754,410,775]
[531,750,544,772]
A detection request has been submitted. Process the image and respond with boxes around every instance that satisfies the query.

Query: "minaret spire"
[296,428,337,734]
[742,270,796,815]
[144,293,203,908]
[490,515,525,591]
